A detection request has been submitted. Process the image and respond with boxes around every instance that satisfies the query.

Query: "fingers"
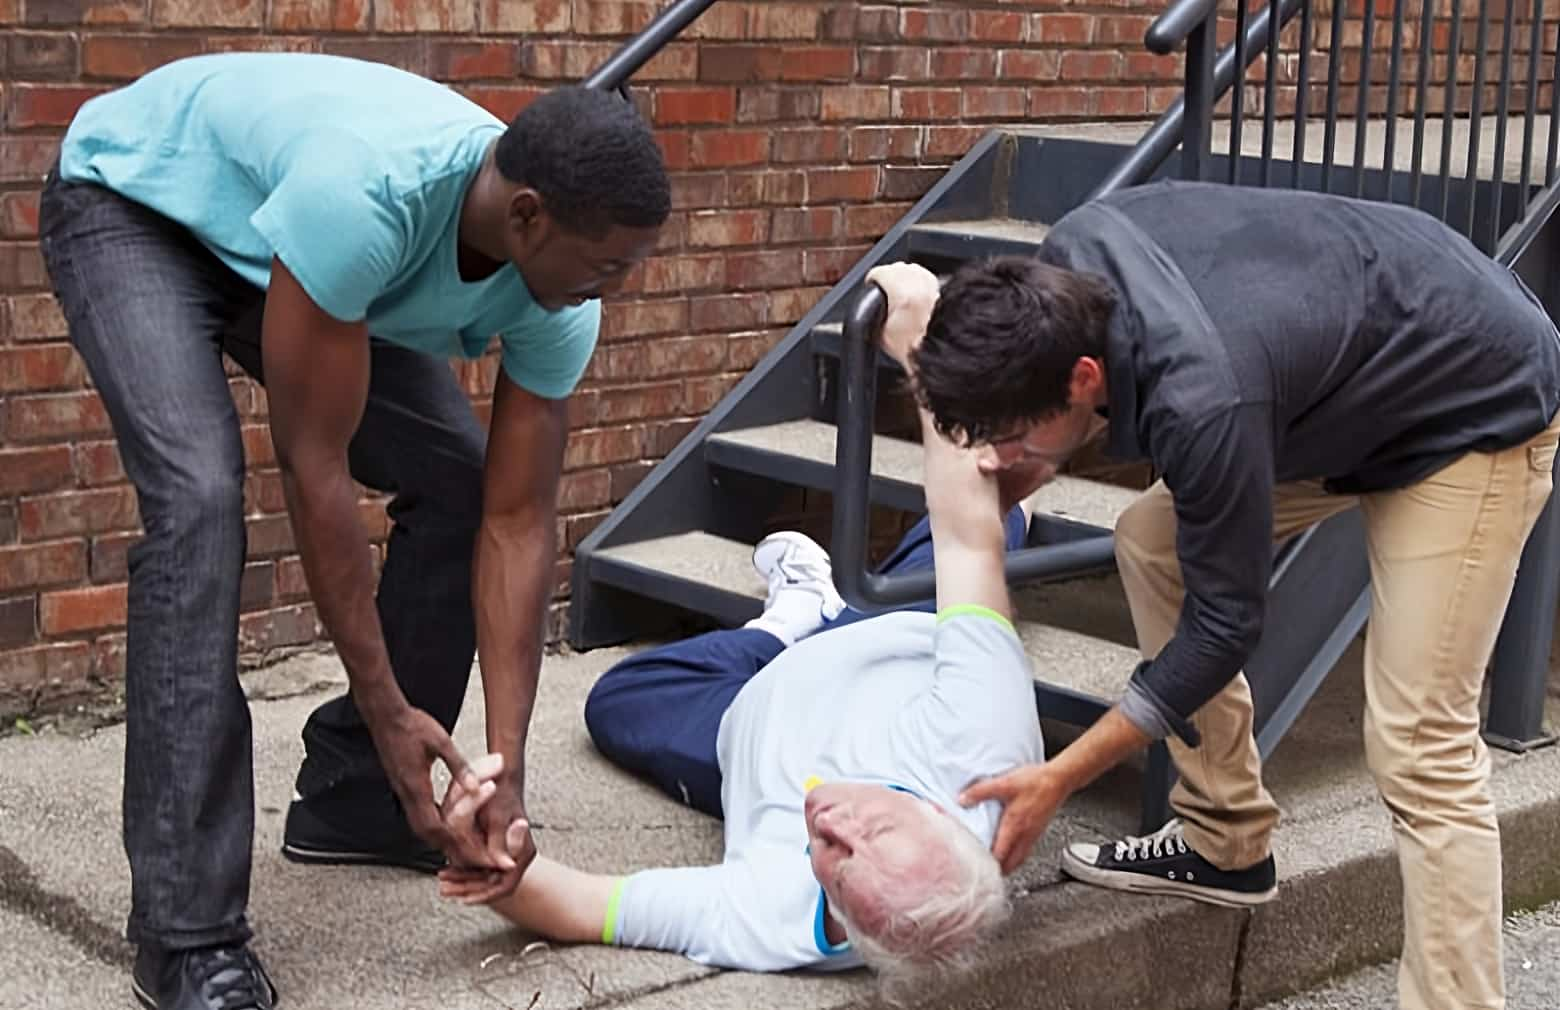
[445,780,496,836]
[433,733,480,794]
[483,808,518,872]
[467,752,505,783]
[959,774,1013,808]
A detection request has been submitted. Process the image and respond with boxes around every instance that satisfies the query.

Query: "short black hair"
[494,86,671,237]
[912,256,1117,445]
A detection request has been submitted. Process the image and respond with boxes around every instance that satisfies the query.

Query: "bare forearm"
[473,515,554,784]
[1051,707,1152,792]
[487,856,618,943]
[281,463,402,716]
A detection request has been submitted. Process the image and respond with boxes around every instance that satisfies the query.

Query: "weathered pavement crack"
[0,843,131,969]
[1228,908,1256,1009]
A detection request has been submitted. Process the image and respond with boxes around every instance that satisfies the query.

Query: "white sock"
[744,587,831,647]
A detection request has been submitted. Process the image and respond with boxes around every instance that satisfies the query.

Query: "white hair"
[841,805,1010,1005]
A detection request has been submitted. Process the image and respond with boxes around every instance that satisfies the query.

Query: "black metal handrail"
[582,0,721,93]
[831,0,1560,610]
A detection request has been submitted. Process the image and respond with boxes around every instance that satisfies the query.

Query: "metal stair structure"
[575,0,1560,831]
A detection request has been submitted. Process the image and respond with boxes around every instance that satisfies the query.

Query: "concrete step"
[589,528,1141,705]
[706,419,1141,532]
[907,217,1054,259]
[1026,113,1551,183]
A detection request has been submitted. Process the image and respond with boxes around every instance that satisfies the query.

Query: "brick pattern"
[0,0,1554,715]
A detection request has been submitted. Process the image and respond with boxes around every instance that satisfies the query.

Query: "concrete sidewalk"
[3,633,1559,1010]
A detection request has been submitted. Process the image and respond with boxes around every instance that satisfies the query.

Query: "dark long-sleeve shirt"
[1038,181,1560,742]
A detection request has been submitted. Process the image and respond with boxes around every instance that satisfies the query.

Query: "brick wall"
[1,0,1541,716]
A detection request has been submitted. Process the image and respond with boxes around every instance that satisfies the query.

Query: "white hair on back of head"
[841,804,1010,1005]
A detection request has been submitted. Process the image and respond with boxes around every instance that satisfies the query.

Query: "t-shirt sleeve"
[498,299,600,400]
[900,610,1044,783]
[248,145,406,323]
[611,857,837,972]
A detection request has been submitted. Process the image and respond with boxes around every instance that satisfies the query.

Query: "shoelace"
[1112,821,1189,863]
[188,946,271,1010]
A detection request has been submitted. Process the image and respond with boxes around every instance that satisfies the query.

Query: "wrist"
[353,679,409,725]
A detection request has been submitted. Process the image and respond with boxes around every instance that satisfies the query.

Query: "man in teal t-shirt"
[37,52,669,1010]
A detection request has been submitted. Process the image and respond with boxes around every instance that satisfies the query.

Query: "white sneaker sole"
[1060,848,1277,908]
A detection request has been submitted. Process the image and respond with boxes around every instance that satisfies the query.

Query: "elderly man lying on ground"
[439,401,1054,992]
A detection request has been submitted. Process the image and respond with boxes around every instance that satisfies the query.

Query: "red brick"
[23,0,141,25]
[750,3,818,39]
[1124,50,1177,81]
[239,560,274,612]
[641,335,726,376]
[40,582,126,634]
[681,373,740,413]
[565,510,607,549]
[726,249,803,290]
[700,44,782,81]
[1031,13,1094,44]
[930,48,998,80]
[641,254,726,294]
[726,169,806,207]
[88,531,136,583]
[779,45,852,81]
[0,642,93,699]
[640,41,699,80]
[321,37,425,74]
[734,85,820,123]
[1030,88,1094,118]
[575,0,657,35]
[970,10,1025,43]
[1061,50,1125,80]
[428,41,517,80]
[1001,49,1063,82]
[857,45,929,81]
[807,166,879,202]
[203,36,317,54]
[246,514,294,556]
[19,486,137,540]
[564,425,645,469]
[0,242,48,290]
[238,603,320,653]
[687,208,768,248]
[593,381,684,424]
[458,86,544,123]
[689,292,768,330]
[0,503,15,545]
[8,83,108,128]
[648,417,698,456]
[900,7,966,41]
[479,0,567,33]
[240,425,276,467]
[276,556,308,600]
[689,129,770,167]
[820,85,890,121]
[608,461,653,502]
[844,202,912,240]
[727,329,786,370]
[151,0,261,27]
[767,285,830,324]
[268,0,368,31]
[0,192,39,240]
[7,31,79,77]
[0,345,85,393]
[557,469,611,510]
[0,137,59,185]
[3,391,110,444]
[963,87,1029,120]
[771,127,846,163]
[771,206,840,243]
[0,596,36,650]
[849,126,921,162]
[1096,14,1157,46]
[882,166,944,201]
[0,446,73,496]
[81,34,201,79]
[1094,87,1149,117]
[0,540,86,593]
[245,469,287,514]
[3,293,65,342]
[654,87,736,125]
[894,87,961,120]
[601,298,689,340]
[804,245,871,285]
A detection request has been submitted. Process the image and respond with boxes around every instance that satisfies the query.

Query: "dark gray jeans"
[37,171,485,951]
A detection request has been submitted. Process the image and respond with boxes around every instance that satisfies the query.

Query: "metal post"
[1182,7,1219,182]
[1486,456,1560,751]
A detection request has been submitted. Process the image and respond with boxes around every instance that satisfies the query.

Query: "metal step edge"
[706,419,1140,532]
[908,217,1053,260]
[588,530,1140,705]
[808,321,904,374]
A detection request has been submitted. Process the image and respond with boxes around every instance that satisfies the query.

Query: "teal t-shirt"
[58,52,598,400]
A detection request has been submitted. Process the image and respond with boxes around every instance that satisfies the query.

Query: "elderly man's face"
[804,782,956,933]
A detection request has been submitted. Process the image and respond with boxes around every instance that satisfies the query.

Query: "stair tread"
[593,531,1138,701]
[912,218,1053,243]
[708,419,1140,531]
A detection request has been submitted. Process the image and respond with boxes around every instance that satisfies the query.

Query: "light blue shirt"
[59,52,598,400]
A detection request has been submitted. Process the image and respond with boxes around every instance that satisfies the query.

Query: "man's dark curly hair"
[911,256,1117,445]
[494,86,671,237]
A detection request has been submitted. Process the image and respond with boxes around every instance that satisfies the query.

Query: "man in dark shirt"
[865,180,1560,1010]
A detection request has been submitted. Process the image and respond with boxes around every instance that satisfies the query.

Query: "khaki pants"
[1112,412,1560,1010]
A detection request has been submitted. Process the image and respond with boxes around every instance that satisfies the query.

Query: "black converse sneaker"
[1061,819,1277,908]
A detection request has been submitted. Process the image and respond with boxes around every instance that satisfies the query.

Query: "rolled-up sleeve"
[1126,402,1276,744]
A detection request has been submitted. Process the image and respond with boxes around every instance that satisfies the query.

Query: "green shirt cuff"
[601,877,627,945]
[935,604,1016,634]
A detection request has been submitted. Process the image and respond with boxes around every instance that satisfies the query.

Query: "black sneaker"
[1061,819,1277,908]
[132,943,277,1010]
[281,780,445,874]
